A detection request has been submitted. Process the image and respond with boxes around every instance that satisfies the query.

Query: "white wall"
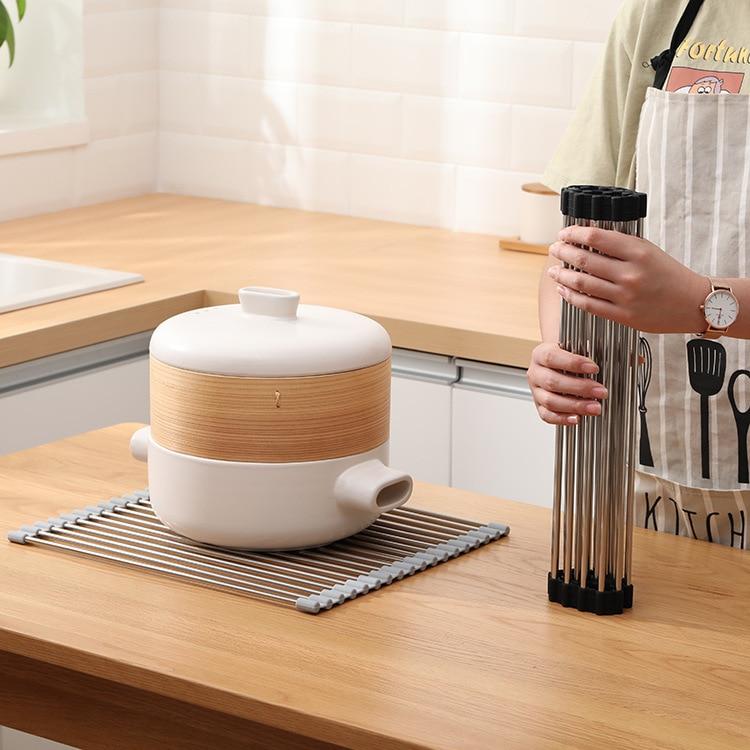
[0,1,623,232]
[158,0,623,235]
[0,0,158,222]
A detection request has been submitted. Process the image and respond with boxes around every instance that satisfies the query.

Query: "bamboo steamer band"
[150,357,391,463]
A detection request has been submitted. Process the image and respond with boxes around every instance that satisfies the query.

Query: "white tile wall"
[83,8,158,76]
[456,166,538,236]
[159,132,250,201]
[404,0,514,34]
[402,97,511,170]
[1,1,625,231]
[75,132,157,204]
[352,26,459,97]
[514,0,623,43]
[247,142,350,214]
[158,0,624,234]
[0,149,77,221]
[249,17,352,86]
[351,153,455,227]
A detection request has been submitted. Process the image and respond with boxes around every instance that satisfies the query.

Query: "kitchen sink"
[0,253,143,314]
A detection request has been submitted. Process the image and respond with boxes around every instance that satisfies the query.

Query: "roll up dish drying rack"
[548,185,648,616]
[9,490,509,614]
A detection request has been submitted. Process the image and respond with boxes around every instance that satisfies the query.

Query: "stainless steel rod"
[383,513,483,537]
[29,533,303,604]
[390,507,490,530]
[370,518,464,542]
[85,515,381,581]
[59,523,344,589]
[45,529,321,597]
[344,535,430,566]
[356,527,443,552]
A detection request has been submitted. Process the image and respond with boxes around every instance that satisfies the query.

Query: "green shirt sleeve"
[543,0,649,192]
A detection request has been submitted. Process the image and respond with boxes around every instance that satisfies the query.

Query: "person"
[532,0,750,549]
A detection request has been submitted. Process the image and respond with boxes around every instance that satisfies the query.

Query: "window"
[0,0,88,156]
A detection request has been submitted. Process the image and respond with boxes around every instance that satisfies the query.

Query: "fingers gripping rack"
[549,186,647,616]
[9,491,509,615]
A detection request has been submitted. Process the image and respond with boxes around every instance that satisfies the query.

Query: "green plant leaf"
[16,0,25,21]
[0,2,16,67]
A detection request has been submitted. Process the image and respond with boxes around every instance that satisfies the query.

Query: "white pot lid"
[150,286,392,377]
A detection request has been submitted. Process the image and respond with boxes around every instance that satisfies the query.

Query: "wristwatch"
[699,279,740,340]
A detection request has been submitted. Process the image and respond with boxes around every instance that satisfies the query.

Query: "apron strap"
[651,0,706,89]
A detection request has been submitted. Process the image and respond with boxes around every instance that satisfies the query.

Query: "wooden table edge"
[0,613,429,750]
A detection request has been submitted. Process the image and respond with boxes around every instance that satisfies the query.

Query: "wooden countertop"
[1,424,748,750]
[0,194,546,369]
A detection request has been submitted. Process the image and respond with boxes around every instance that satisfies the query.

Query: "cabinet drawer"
[389,349,457,486]
[0,334,151,455]
[451,362,555,507]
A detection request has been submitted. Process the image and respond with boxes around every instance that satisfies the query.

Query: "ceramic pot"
[131,286,412,549]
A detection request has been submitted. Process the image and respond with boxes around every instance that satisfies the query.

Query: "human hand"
[547,226,708,334]
[528,342,607,426]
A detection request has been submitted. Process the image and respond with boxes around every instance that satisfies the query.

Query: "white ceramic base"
[131,428,413,549]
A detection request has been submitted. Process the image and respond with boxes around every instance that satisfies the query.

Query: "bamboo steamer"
[131,286,412,550]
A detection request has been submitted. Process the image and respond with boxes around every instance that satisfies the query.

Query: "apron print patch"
[666,66,745,94]
[635,473,748,549]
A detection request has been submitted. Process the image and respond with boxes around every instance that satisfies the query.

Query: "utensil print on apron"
[634,0,750,547]
[727,370,750,483]
[637,336,654,467]
[636,87,750,493]
[686,339,727,480]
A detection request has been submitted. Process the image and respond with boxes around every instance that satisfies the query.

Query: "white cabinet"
[389,349,457,486]
[451,361,555,507]
[0,333,150,455]
[0,337,150,747]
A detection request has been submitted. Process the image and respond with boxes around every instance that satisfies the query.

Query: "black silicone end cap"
[561,185,648,222]
[547,572,634,616]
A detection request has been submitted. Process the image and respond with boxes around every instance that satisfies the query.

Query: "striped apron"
[634,88,750,549]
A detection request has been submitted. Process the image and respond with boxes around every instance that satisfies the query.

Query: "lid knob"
[239,286,300,319]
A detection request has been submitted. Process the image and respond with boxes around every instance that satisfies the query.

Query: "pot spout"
[334,460,413,515]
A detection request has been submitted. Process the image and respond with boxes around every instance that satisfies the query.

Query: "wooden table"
[0,425,748,750]
[0,194,546,369]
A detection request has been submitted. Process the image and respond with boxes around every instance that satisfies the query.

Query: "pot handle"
[130,426,150,463]
[334,460,413,515]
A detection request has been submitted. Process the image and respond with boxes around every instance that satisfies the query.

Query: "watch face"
[705,290,739,329]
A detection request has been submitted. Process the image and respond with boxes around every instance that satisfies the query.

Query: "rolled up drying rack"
[548,186,648,616]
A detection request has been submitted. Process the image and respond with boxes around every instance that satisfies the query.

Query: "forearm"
[539,258,562,343]
[551,225,750,339]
